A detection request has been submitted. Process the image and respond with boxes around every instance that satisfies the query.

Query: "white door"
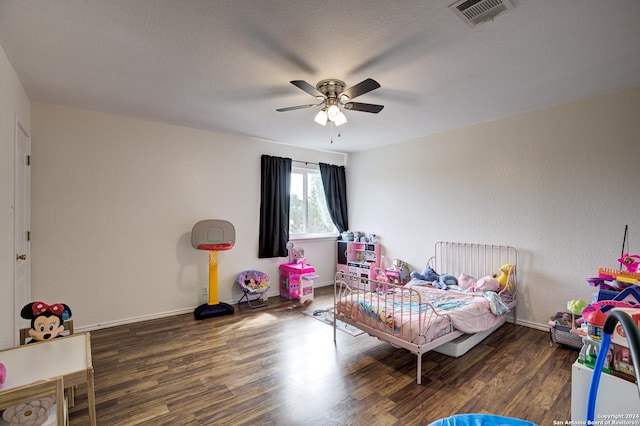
[14,118,30,345]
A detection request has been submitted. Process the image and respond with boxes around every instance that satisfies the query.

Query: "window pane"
[307,173,336,234]
[289,173,304,234]
[289,169,337,236]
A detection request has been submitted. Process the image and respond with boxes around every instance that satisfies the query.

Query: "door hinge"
[27,155,31,166]
[26,231,31,241]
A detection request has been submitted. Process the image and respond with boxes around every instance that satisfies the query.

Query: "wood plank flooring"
[68,286,578,425]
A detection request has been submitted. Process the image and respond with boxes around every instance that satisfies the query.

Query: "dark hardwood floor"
[68,286,578,425]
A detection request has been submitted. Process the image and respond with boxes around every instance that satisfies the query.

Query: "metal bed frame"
[333,241,518,385]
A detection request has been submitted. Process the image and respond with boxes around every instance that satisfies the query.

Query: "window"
[289,168,337,238]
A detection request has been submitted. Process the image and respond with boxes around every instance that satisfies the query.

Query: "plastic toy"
[370,267,391,290]
[599,267,640,284]
[587,310,640,423]
[372,267,390,283]
[392,259,411,283]
[0,362,5,389]
[567,299,587,316]
[618,254,640,273]
[582,300,635,328]
[578,335,613,372]
[429,414,536,426]
[191,219,235,320]
[299,273,317,303]
[279,262,315,300]
[340,231,354,241]
[612,344,635,379]
[385,269,402,285]
[610,286,640,305]
[567,299,587,332]
[20,301,72,343]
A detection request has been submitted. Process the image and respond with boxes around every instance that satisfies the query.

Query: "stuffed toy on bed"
[20,301,72,344]
[410,266,458,289]
[410,266,439,282]
[494,263,513,290]
[459,274,500,293]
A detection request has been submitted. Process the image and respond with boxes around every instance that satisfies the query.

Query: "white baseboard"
[76,307,195,333]
[509,317,548,331]
[77,282,549,335]
[77,281,336,333]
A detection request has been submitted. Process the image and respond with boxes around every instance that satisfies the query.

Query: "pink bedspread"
[335,285,506,345]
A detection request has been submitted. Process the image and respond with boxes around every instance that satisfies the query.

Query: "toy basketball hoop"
[197,243,233,251]
[197,243,232,267]
[191,220,235,320]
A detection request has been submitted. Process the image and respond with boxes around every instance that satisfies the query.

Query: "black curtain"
[319,162,349,233]
[259,155,292,258]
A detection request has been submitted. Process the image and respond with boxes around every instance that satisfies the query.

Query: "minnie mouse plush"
[20,301,72,344]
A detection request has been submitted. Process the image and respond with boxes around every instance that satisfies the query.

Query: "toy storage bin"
[551,324,584,349]
[549,312,583,349]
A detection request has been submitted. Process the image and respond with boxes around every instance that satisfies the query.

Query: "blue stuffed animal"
[410,266,458,289]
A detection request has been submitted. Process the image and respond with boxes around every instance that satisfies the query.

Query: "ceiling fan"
[276,78,384,126]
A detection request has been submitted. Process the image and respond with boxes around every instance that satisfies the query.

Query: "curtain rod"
[292,159,319,166]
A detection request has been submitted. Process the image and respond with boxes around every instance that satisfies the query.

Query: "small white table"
[0,333,96,425]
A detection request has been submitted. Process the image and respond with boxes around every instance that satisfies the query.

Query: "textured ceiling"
[1,0,639,153]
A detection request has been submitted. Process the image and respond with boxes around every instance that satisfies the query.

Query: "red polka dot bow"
[32,302,64,316]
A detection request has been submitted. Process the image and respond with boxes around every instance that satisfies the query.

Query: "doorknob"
[16,254,26,260]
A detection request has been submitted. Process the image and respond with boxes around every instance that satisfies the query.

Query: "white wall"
[6,37,639,343]
[0,43,30,349]
[347,87,640,329]
[30,103,345,331]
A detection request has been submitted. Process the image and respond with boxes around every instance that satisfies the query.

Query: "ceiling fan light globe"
[334,111,347,126]
[327,104,340,121]
[314,110,328,126]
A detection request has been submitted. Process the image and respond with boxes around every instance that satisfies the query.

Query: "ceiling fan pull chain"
[329,127,344,144]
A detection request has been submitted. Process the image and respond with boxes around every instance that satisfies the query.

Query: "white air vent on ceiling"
[449,0,514,27]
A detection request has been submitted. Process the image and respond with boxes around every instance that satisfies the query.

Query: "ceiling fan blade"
[341,78,380,101]
[343,102,384,113]
[276,103,319,112]
[290,80,324,98]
